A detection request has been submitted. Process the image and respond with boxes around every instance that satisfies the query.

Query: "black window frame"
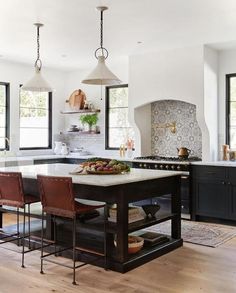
[105,84,130,150]
[19,88,52,150]
[0,82,10,151]
[226,74,236,147]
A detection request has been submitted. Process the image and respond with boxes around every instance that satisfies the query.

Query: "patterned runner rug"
[145,220,236,247]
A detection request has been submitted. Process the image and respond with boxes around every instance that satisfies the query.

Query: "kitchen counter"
[191,161,236,167]
[0,163,183,187]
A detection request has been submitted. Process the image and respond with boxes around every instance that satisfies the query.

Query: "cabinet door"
[228,168,236,220]
[194,179,228,219]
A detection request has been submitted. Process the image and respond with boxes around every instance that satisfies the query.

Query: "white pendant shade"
[22,68,53,92]
[82,56,121,85]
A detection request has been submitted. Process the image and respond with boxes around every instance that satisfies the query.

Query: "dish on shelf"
[142,204,161,218]
[114,235,144,254]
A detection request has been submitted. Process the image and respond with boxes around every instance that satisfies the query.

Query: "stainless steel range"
[132,155,202,219]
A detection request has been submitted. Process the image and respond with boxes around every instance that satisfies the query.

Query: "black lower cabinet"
[34,158,66,164]
[228,173,236,220]
[193,178,228,219]
[192,165,236,221]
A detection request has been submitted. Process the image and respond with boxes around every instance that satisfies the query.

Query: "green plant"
[80,113,98,127]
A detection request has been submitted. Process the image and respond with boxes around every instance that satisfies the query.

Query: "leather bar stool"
[0,172,40,267]
[37,175,108,285]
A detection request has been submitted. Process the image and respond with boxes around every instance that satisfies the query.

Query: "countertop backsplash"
[151,100,202,158]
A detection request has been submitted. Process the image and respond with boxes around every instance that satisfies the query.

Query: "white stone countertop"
[191,161,236,167]
[0,163,183,187]
[0,153,133,163]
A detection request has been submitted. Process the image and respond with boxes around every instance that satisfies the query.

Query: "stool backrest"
[37,175,76,218]
[0,172,25,207]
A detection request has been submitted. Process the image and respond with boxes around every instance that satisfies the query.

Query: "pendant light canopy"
[22,23,53,92]
[82,6,121,85]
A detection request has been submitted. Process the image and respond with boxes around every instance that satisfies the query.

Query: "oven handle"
[181,175,189,180]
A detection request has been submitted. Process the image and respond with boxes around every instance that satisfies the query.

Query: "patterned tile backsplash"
[151,100,202,158]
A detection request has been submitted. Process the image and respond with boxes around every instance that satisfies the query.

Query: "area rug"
[144,220,236,247]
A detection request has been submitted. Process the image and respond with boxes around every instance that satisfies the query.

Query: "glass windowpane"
[109,87,128,108]
[108,128,135,148]
[230,77,236,102]
[109,108,131,127]
[0,85,6,106]
[20,90,48,109]
[20,90,50,148]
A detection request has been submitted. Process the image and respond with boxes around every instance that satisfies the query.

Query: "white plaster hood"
[128,45,218,161]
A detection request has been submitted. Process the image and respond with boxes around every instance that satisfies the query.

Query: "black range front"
[132,161,191,219]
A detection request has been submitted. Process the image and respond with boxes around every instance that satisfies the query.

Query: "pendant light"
[22,23,53,92]
[82,6,121,85]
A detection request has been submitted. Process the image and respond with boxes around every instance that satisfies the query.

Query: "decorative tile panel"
[151,100,202,158]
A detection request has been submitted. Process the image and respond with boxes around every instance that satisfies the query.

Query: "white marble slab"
[0,163,182,187]
[191,161,236,167]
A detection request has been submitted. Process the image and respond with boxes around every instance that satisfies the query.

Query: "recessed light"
[137,41,142,44]
[61,54,67,58]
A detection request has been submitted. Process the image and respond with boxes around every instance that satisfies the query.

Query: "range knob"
[160,165,163,169]
[165,165,169,170]
[177,165,181,170]
[139,163,143,168]
[154,164,158,169]
[171,165,175,170]
[143,164,147,168]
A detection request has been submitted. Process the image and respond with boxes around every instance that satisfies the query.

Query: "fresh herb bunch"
[79,113,98,127]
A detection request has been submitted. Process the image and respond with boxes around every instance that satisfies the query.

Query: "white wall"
[0,59,66,155]
[129,46,211,160]
[218,49,236,153]
[63,56,129,156]
[204,46,218,160]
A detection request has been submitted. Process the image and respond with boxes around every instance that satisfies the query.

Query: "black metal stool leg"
[40,209,44,274]
[28,204,31,249]
[72,217,76,285]
[17,207,20,246]
[21,205,26,268]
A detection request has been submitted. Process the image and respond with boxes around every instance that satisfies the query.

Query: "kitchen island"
[0,163,183,272]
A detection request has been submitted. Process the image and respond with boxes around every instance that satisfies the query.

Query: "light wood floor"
[1,215,236,293]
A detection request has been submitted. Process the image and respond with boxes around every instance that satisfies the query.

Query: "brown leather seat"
[0,171,40,268]
[37,175,107,285]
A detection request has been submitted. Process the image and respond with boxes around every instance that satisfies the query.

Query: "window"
[226,74,236,149]
[0,82,10,150]
[19,89,52,149]
[105,84,134,149]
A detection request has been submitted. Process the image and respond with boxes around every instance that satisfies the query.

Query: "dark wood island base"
[0,165,183,273]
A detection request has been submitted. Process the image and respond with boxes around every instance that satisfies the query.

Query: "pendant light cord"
[100,10,103,49]
[95,8,108,59]
[34,24,42,71]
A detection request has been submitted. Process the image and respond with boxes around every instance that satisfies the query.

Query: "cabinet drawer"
[191,166,226,180]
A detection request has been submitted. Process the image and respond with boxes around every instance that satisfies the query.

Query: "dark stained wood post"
[171,176,181,239]
[116,189,128,262]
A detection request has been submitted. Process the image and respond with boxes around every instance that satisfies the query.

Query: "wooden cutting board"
[68,89,86,110]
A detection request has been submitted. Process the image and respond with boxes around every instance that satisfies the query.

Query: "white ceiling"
[1,0,236,71]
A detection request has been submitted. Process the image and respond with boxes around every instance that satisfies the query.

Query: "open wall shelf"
[60,109,100,114]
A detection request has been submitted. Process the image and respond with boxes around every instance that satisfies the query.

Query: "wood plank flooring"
[1,215,236,293]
